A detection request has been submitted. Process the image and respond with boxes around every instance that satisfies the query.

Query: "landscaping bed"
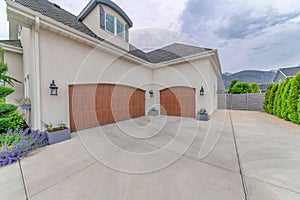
[0,128,48,167]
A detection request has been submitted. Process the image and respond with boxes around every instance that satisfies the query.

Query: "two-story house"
[0,0,222,131]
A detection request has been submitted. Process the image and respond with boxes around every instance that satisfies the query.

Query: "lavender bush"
[0,128,48,167]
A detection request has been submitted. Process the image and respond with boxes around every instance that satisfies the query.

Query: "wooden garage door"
[160,87,195,117]
[69,84,145,131]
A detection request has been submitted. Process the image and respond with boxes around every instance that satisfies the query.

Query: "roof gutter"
[0,43,23,54]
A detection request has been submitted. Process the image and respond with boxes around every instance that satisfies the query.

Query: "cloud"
[180,0,300,72]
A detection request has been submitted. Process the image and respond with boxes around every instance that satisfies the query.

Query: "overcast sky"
[1,0,300,73]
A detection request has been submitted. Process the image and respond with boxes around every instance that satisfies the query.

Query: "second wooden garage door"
[160,87,195,117]
[69,84,145,131]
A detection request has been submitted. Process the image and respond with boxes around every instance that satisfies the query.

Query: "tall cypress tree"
[287,73,300,124]
[281,79,292,120]
[275,80,287,118]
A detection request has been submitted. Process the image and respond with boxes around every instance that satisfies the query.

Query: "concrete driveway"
[1,110,299,200]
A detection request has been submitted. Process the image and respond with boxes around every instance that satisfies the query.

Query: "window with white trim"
[104,13,126,41]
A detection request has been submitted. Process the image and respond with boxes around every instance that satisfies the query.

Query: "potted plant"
[148,107,159,116]
[42,121,71,145]
[16,98,31,110]
[197,108,209,121]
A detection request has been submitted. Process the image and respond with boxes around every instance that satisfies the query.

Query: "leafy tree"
[281,79,292,120]
[250,82,260,93]
[230,82,252,94]
[267,83,278,114]
[287,73,300,124]
[228,79,238,93]
[275,80,287,118]
[264,83,274,113]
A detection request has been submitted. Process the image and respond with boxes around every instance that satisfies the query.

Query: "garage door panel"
[69,84,145,131]
[160,87,195,118]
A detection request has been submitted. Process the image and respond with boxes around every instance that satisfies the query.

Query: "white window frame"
[104,13,126,41]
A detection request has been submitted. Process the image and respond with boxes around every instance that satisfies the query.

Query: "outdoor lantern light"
[200,86,204,96]
[49,80,58,96]
[149,90,154,97]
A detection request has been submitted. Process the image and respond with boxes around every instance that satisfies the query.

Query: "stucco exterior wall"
[4,51,24,104]
[82,4,129,51]
[38,28,152,128]
[152,59,219,115]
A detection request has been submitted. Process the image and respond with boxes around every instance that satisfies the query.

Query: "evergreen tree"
[267,83,278,115]
[275,80,287,118]
[281,79,292,120]
[287,73,300,124]
[263,83,274,113]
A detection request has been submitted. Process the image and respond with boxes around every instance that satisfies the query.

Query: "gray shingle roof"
[0,40,22,48]
[280,66,300,77]
[129,43,212,64]
[15,0,102,41]
[146,43,212,64]
[13,0,213,64]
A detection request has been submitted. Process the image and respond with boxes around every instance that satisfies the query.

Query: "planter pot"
[20,104,31,110]
[148,110,159,116]
[47,128,71,145]
[197,114,209,121]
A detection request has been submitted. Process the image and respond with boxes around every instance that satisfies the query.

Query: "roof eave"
[0,42,23,54]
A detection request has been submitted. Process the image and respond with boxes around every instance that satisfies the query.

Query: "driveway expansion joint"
[229,110,248,200]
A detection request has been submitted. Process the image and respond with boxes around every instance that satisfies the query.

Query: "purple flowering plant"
[0,128,48,167]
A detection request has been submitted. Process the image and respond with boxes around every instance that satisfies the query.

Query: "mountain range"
[222,70,276,89]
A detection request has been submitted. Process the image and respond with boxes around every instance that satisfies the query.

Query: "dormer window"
[99,4,127,42]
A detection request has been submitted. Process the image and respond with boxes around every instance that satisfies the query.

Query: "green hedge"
[264,73,300,124]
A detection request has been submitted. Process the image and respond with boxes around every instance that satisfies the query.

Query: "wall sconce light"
[149,90,154,97]
[49,80,58,96]
[200,86,204,96]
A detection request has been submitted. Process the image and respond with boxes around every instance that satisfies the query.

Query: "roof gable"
[77,0,133,28]
[279,66,300,77]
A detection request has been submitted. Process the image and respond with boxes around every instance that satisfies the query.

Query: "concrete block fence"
[218,93,265,111]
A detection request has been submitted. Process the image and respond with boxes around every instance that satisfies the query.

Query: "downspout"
[33,16,41,129]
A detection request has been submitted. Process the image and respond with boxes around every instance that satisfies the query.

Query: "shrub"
[230,82,252,94]
[287,73,300,124]
[281,79,292,120]
[250,82,260,93]
[0,128,48,167]
[263,83,274,113]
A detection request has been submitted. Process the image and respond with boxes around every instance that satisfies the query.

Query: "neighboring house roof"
[77,0,133,28]
[258,84,268,92]
[279,66,300,77]
[11,0,214,64]
[0,40,22,48]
